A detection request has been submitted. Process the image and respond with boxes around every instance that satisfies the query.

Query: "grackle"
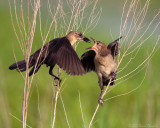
[9,31,90,81]
[81,37,122,105]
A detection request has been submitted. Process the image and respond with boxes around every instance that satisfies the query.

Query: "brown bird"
[9,31,90,81]
[80,37,122,104]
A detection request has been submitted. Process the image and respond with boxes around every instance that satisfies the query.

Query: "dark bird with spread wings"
[9,31,90,81]
[80,37,122,105]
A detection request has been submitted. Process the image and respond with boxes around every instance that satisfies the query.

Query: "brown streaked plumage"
[9,31,90,81]
[81,37,122,105]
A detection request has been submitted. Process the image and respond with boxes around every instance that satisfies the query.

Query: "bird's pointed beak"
[86,47,92,50]
[86,37,97,50]
[82,37,90,43]
[90,37,96,43]
[86,46,96,50]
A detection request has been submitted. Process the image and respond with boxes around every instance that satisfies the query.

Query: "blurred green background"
[0,0,160,128]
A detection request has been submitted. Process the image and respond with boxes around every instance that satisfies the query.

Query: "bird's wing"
[27,39,54,68]
[80,50,96,73]
[46,37,85,75]
[107,37,122,59]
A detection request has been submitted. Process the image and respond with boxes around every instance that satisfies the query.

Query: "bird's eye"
[79,33,82,36]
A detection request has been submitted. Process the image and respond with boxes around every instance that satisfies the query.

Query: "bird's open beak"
[86,47,92,50]
[86,46,96,50]
[90,37,96,43]
[83,37,90,43]
[86,37,97,50]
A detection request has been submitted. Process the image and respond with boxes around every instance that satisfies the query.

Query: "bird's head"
[86,38,109,56]
[66,31,90,45]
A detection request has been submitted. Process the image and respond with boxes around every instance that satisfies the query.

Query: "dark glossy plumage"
[80,50,95,72]
[9,31,90,78]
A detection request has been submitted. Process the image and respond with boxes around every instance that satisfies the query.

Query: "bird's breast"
[94,54,117,79]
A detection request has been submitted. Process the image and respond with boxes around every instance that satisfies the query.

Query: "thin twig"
[78,91,85,128]
[88,80,111,128]
[60,93,70,128]
[9,113,32,128]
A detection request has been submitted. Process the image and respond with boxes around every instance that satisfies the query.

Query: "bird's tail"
[9,57,41,76]
[9,60,27,71]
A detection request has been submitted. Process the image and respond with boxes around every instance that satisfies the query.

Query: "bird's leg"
[49,66,62,84]
[98,75,104,105]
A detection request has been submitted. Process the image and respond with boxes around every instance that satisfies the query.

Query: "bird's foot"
[54,76,61,81]
[98,97,104,105]
[110,71,117,78]
[54,77,62,86]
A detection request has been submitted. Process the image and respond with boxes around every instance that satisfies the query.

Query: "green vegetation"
[0,0,160,128]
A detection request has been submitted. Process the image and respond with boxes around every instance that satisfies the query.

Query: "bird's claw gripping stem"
[98,97,104,105]
[54,76,62,86]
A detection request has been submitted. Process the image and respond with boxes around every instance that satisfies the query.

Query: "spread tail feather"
[9,60,26,71]
[9,59,42,76]
[9,47,44,76]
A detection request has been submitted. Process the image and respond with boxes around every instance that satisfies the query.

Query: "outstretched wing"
[107,36,122,59]
[80,50,96,73]
[46,37,85,75]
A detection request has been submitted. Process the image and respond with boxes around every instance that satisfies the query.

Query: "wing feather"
[46,37,85,75]
[80,50,96,73]
[107,37,122,59]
